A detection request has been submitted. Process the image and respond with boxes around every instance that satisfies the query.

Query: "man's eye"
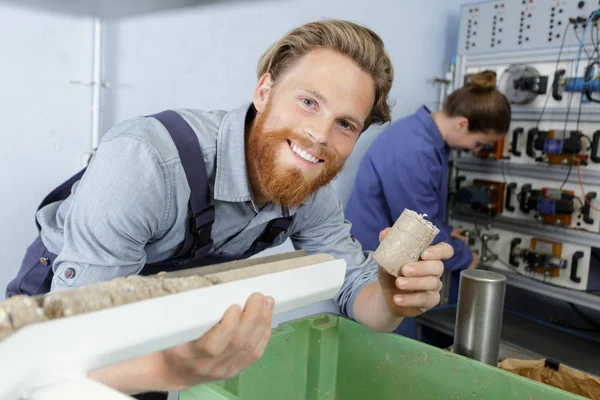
[302,98,315,107]
[339,120,353,130]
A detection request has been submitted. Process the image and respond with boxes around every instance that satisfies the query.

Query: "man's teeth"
[291,143,319,164]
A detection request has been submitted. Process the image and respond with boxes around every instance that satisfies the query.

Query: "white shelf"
[481,265,600,312]
[450,210,600,248]
[454,158,600,186]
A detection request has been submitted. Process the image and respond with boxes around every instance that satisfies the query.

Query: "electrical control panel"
[454,221,597,291]
[458,0,599,55]
[452,170,600,232]
[455,178,507,215]
[448,0,600,368]
[458,105,600,170]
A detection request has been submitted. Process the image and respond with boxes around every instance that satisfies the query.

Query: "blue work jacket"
[346,105,473,275]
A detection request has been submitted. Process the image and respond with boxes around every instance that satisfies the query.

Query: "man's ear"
[253,73,274,113]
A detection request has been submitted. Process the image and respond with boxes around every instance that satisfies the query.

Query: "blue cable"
[573,11,597,79]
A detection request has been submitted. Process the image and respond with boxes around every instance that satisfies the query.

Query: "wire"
[574,25,592,59]
[577,156,600,211]
[554,21,594,190]
[537,22,571,128]
[500,158,507,183]
[569,302,600,329]
[573,12,597,82]
[562,92,575,139]
[549,317,600,333]
[557,163,573,192]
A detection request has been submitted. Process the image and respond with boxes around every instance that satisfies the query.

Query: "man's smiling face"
[247,48,375,208]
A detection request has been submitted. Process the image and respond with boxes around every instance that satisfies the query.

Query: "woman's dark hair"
[443,70,511,135]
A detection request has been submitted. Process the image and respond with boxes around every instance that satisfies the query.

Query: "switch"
[578,1,585,8]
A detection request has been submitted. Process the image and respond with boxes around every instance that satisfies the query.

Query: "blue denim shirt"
[36,103,378,320]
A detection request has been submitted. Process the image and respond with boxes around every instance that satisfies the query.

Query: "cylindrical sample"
[453,269,506,366]
[373,209,440,277]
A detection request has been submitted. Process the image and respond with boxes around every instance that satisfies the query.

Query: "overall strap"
[244,216,293,255]
[148,111,215,261]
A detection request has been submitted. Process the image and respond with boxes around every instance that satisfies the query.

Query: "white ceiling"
[0,0,254,19]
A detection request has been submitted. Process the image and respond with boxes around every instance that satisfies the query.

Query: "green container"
[181,313,584,400]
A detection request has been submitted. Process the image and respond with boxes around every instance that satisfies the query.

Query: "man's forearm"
[353,282,403,332]
[88,352,170,395]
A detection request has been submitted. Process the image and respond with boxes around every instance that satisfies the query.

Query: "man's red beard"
[246,105,346,208]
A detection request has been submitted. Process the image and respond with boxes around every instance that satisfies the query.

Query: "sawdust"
[0,308,12,341]
[44,286,113,318]
[160,276,212,293]
[1,295,46,329]
[1,253,336,342]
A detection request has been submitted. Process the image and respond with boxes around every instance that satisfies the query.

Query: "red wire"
[577,156,600,212]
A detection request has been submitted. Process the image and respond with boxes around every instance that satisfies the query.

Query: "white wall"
[102,0,463,208]
[103,0,462,125]
[0,5,94,298]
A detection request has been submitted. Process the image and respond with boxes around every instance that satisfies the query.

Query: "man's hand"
[450,227,468,242]
[90,293,274,393]
[376,228,453,318]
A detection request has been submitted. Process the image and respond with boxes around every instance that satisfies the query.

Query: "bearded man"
[7,19,453,395]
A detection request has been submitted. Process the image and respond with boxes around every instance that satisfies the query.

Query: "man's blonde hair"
[257,19,394,131]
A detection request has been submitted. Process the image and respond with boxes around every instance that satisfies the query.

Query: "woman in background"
[345,71,511,340]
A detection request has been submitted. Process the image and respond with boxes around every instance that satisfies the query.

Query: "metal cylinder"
[453,269,506,366]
